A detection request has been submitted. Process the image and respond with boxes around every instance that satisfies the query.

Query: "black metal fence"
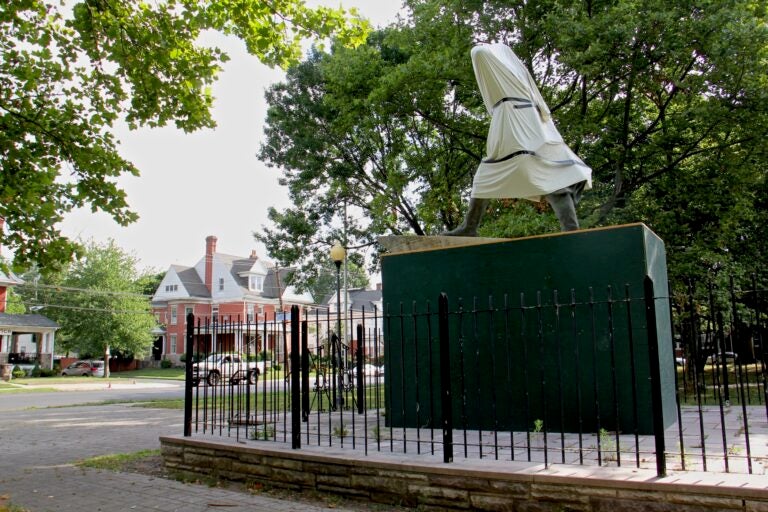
[183,274,766,477]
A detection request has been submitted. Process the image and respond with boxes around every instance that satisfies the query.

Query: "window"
[185,307,193,323]
[248,275,264,292]
[219,277,224,291]
[170,306,178,325]
[170,334,177,354]
[165,284,178,292]
[212,306,219,321]
[247,304,255,323]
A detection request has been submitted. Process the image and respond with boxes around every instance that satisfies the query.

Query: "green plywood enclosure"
[381,224,676,435]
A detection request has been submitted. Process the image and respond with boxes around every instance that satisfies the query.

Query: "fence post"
[357,323,365,414]
[644,276,666,476]
[438,293,453,463]
[183,312,194,437]
[290,305,301,449]
[301,317,309,422]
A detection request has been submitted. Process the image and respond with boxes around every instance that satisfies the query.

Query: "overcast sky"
[57,2,406,274]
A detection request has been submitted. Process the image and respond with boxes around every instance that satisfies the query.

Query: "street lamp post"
[330,241,346,410]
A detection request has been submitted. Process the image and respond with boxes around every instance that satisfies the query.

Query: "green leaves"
[1,0,369,271]
[16,240,158,359]
[260,0,768,287]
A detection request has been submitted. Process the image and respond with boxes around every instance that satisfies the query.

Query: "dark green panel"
[382,224,676,435]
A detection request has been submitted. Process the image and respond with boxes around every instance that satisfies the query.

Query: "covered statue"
[446,43,592,235]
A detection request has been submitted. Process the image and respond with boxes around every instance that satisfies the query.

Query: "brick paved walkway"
[0,404,393,511]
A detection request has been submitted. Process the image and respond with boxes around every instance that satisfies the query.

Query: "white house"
[0,269,59,371]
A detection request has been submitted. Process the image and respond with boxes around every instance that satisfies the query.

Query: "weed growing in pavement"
[251,426,275,440]
[333,426,349,438]
[0,494,29,512]
[76,449,161,471]
[0,503,29,512]
[599,429,617,462]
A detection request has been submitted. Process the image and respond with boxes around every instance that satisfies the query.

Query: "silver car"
[61,360,105,377]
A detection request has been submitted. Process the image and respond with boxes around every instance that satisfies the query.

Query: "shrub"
[31,364,41,377]
[160,358,172,369]
[40,368,55,377]
[11,365,26,378]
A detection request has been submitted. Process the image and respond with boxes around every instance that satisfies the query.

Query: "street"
[0,379,185,411]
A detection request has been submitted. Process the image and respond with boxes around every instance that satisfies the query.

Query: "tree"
[135,270,164,296]
[309,260,370,305]
[257,29,485,277]
[259,0,768,285]
[4,287,26,314]
[18,240,156,377]
[1,0,369,270]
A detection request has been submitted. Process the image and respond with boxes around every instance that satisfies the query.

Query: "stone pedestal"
[381,223,676,435]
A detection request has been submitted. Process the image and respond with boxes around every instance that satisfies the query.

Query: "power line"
[3,298,154,315]
[16,282,153,298]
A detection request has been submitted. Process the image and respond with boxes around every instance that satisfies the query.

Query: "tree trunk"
[104,345,110,378]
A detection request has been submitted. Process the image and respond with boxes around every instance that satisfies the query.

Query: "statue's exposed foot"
[546,183,585,232]
[442,224,479,237]
[441,198,489,237]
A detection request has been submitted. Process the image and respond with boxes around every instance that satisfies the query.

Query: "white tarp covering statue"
[445,43,592,235]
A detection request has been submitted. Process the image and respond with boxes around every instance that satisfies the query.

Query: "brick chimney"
[205,235,217,293]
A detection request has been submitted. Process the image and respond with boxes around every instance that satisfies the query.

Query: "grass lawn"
[11,376,113,385]
[123,383,386,413]
[112,367,186,380]
[111,367,286,381]
[676,362,767,406]
[1,367,287,391]
[0,382,58,393]
[8,367,187,385]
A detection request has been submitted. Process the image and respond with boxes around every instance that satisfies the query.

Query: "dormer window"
[219,277,224,291]
[249,275,264,292]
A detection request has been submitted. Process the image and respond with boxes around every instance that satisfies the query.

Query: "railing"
[7,353,39,365]
[183,274,767,477]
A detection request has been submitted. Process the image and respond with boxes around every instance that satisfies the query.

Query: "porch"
[0,313,59,373]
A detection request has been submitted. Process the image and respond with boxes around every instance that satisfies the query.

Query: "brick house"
[151,236,313,364]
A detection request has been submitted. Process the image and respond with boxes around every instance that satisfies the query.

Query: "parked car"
[61,360,105,377]
[352,363,384,378]
[706,352,738,365]
[191,353,264,386]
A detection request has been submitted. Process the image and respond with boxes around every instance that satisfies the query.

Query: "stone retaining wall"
[160,435,768,511]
